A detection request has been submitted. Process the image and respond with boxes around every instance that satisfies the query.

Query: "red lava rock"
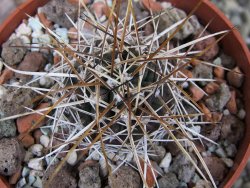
[15,52,46,82]
[141,0,163,12]
[38,12,53,28]
[33,129,43,144]
[221,115,244,144]
[0,176,10,188]
[9,165,22,185]
[68,27,78,40]
[226,90,237,114]
[0,138,24,176]
[227,66,244,88]
[200,103,212,121]
[16,103,50,134]
[109,165,141,188]
[0,67,14,84]
[204,82,220,95]
[193,29,219,61]
[139,159,158,187]
[20,134,35,148]
[189,85,204,102]
[202,156,227,182]
[214,66,225,79]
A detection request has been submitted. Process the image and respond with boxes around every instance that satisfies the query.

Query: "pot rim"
[0,0,249,188]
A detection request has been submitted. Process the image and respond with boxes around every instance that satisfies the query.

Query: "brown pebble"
[68,27,78,39]
[227,66,244,88]
[211,112,223,122]
[20,134,35,148]
[204,82,220,95]
[226,90,237,114]
[189,85,204,102]
[214,66,225,79]
[33,129,43,144]
[200,103,212,121]
[9,166,22,185]
[141,0,163,12]
[0,67,14,84]
[38,12,52,28]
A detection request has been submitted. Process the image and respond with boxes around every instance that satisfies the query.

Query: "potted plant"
[0,0,250,187]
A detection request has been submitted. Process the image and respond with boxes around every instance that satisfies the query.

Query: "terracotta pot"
[0,0,249,187]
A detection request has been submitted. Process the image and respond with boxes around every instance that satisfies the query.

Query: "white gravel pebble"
[24,150,34,162]
[67,150,78,166]
[15,22,32,37]
[22,166,30,177]
[29,170,44,177]
[215,147,227,158]
[99,157,108,177]
[33,176,43,188]
[222,158,234,168]
[28,16,43,31]
[0,58,3,73]
[28,158,44,171]
[237,109,246,120]
[39,77,55,88]
[28,175,36,185]
[20,35,31,44]
[30,144,43,156]
[0,85,7,98]
[159,152,172,173]
[16,178,27,188]
[40,135,50,147]
[55,27,69,43]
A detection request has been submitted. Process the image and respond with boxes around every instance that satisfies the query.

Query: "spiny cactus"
[1,0,230,187]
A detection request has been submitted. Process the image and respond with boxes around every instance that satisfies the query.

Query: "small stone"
[43,165,77,188]
[150,145,166,163]
[0,67,14,84]
[222,158,234,168]
[227,66,244,88]
[15,52,46,82]
[109,166,140,188]
[33,176,42,188]
[193,29,219,61]
[214,66,225,79]
[0,117,16,139]
[225,144,237,157]
[67,151,77,166]
[1,38,27,66]
[170,153,196,183]
[39,77,55,88]
[42,0,78,28]
[0,138,24,176]
[28,17,43,32]
[30,144,43,157]
[22,167,30,177]
[78,160,101,188]
[226,90,237,114]
[45,156,59,166]
[189,85,204,102]
[20,134,35,148]
[16,178,26,188]
[200,103,212,121]
[202,156,227,182]
[40,135,50,147]
[0,87,35,117]
[237,109,246,120]
[205,83,231,111]
[9,165,22,185]
[159,152,172,173]
[28,158,44,171]
[37,12,53,28]
[220,53,236,69]
[192,64,213,87]
[29,170,44,177]
[34,129,43,144]
[158,172,179,188]
[215,147,226,158]
[55,27,69,43]
[141,0,163,12]
[15,22,32,37]
[24,151,34,163]
[28,175,36,185]
[221,115,244,144]
[195,180,212,188]
[99,157,108,177]
[17,103,49,133]
[204,82,220,95]
[0,176,9,188]
[157,7,196,40]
